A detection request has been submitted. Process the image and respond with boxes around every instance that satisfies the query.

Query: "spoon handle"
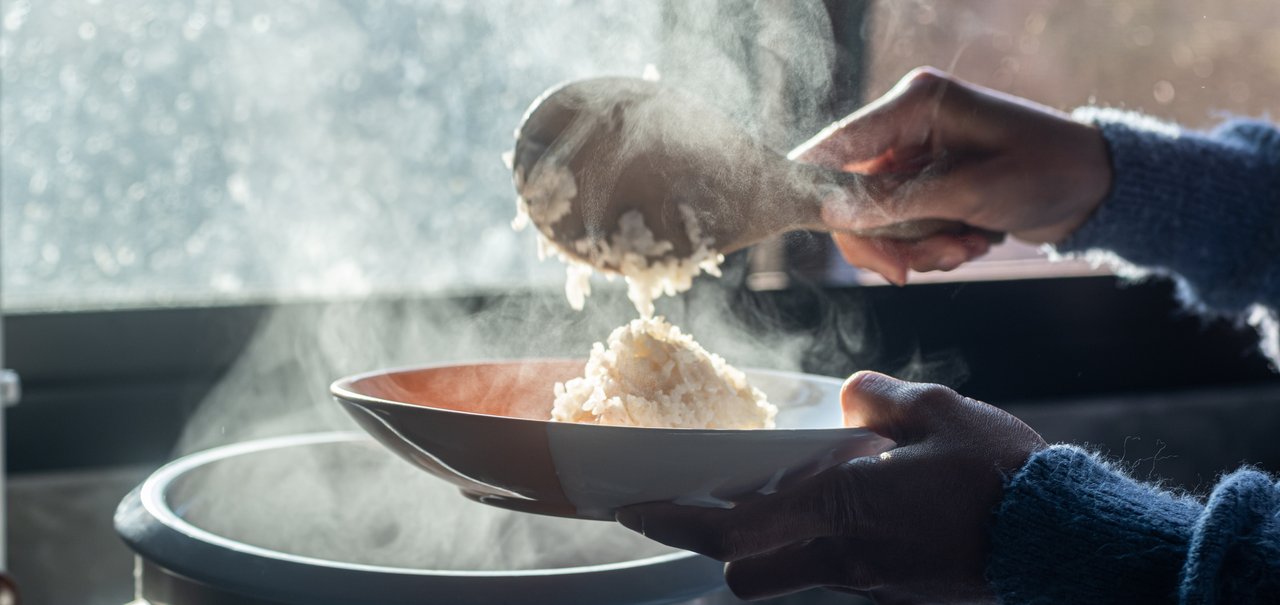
[810,167,1005,243]
[857,219,1005,243]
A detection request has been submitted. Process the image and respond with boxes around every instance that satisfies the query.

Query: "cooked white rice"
[512,161,723,318]
[551,317,776,429]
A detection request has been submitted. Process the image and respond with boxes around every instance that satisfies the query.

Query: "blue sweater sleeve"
[1056,109,1280,315]
[989,446,1280,604]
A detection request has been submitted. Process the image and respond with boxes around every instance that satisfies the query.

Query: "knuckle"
[911,382,961,407]
[903,66,947,90]
[891,382,964,433]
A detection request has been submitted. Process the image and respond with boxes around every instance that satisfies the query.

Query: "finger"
[822,162,984,233]
[902,232,992,273]
[840,372,964,444]
[616,501,814,562]
[832,228,992,283]
[617,442,921,562]
[616,473,847,561]
[904,236,969,273]
[618,446,928,564]
[831,232,910,286]
[725,538,881,600]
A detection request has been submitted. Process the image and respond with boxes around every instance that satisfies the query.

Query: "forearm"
[989,445,1280,605]
[988,446,1198,604]
[1056,110,1280,315]
[1180,469,1280,603]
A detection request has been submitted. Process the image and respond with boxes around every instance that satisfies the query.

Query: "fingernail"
[615,508,643,533]
[842,371,886,427]
[845,371,886,393]
[887,249,911,285]
[889,268,909,286]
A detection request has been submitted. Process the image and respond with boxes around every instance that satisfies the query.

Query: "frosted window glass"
[1,0,661,310]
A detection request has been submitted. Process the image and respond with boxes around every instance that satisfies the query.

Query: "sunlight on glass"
[1,0,661,310]
[5,0,1278,304]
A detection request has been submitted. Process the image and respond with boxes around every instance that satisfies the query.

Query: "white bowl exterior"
[547,370,894,519]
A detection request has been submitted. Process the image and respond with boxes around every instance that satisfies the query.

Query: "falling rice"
[512,158,772,429]
[511,161,723,319]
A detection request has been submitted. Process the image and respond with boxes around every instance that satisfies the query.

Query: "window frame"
[7,275,1279,473]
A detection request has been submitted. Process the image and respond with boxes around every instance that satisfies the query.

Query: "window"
[5,1,1278,476]
[2,0,664,311]
[7,1,1280,309]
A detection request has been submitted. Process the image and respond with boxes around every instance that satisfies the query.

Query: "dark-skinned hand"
[616,371,1047,603]
[793,67,1112,285]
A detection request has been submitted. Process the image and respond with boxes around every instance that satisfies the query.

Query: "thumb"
[790,97,925,174]
[840,371,958,444]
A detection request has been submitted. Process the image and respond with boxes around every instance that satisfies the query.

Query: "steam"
[658,0,838,150]
[170,0,896,573]
[178,280,823,453]
[171,437,675,570]
[175,282,832,568]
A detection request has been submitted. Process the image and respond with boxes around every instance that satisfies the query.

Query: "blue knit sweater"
[987,111,1280,604]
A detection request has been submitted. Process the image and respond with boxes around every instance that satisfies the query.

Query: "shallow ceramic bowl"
[332,360,894,521]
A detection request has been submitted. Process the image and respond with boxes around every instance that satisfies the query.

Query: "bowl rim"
[330,359,864,435]
[135,431,699,577]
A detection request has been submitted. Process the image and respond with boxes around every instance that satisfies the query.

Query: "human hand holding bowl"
[616,371,1047,603]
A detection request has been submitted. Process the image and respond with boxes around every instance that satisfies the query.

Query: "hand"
[793,67,1112,285]
[615,372,1047,603]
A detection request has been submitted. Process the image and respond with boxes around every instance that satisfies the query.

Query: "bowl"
[331,360,894,521]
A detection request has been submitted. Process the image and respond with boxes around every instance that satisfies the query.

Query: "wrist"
[1015,120,1112,245]
[989,446,1199,603]
[1055,122,1112,243]
[1054,109,1280,314]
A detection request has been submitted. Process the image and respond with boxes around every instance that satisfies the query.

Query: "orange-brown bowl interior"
[347,360,586,420]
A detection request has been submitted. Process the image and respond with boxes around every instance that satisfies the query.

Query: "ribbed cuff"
[1181,469,1280,604]
[1057,109,1280,313]
[989,445,1200,604]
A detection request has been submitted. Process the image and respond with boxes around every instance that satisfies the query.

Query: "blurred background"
[3,1,1280,604]
[854,0,1280,283]
[6,0,1279,310]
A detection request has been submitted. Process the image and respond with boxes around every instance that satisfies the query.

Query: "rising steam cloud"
[173,0,935,571]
